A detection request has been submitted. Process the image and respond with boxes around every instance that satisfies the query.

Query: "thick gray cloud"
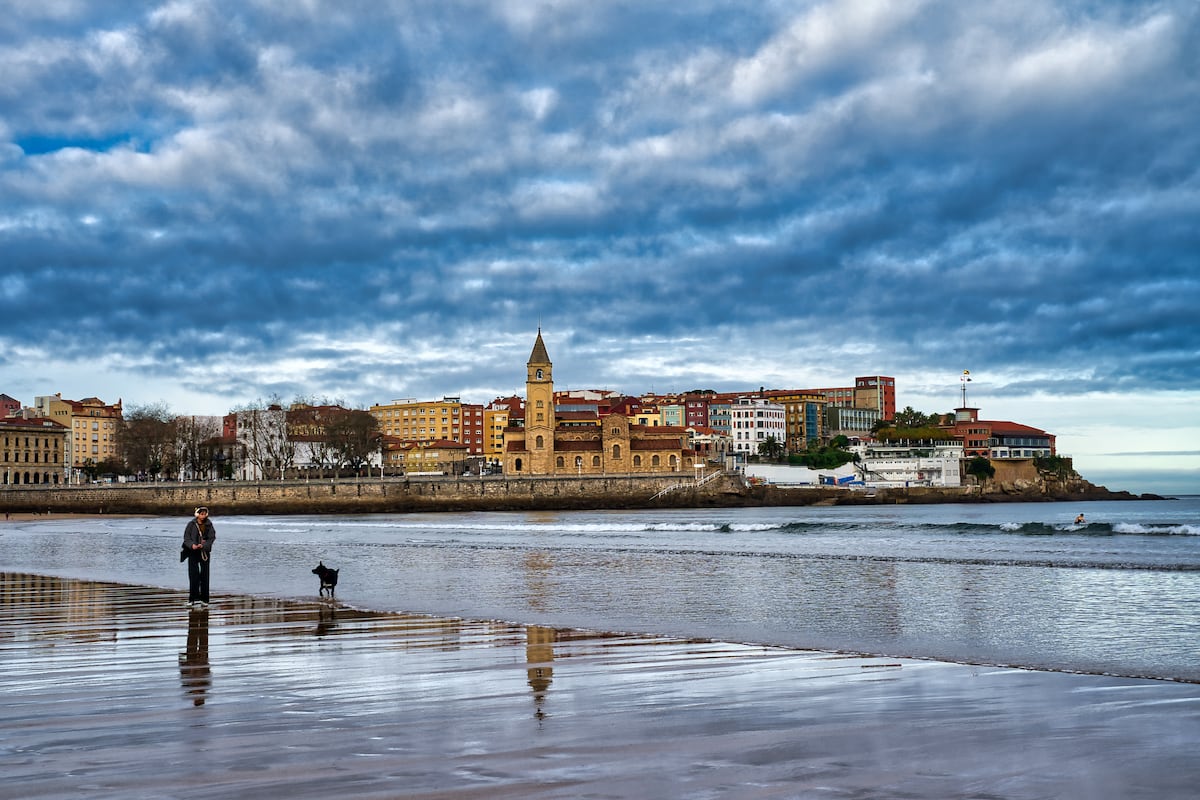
[1,1,1197,485]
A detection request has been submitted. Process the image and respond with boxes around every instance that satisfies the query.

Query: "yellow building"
[502,331,693,476]
[1,415,68,485]
[33,394,123,471]
[483,405,510,468]
[762,390,828,452]
[370,396,465,444]
[382,437,468,475]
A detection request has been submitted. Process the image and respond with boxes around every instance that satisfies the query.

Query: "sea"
[3,495,1198,682]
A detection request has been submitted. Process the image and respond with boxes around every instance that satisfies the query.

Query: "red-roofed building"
[950,407,1056,458]
[503,331,698,476]
[0,393,21,418]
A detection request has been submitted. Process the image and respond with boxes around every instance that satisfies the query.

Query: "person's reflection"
[179,608,211,706]
[526,625,557,721]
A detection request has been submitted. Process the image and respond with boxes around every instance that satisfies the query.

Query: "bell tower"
[525,329,555,473]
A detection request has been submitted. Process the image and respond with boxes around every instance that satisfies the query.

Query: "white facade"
[851,441,964,487]
[730,398,787,455]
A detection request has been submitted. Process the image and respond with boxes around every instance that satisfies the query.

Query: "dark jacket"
[183,518,216,559]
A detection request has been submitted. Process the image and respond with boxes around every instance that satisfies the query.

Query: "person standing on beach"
[183,507,215,608]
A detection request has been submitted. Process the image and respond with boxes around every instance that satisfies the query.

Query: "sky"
[1,1,1197,496]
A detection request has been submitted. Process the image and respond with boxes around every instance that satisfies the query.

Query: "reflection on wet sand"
[526,625,556,720]
[179,609,210,706]
[3,571,1200,799]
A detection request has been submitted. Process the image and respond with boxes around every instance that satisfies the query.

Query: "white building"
[730,397,787,456]
[851,441,964,487]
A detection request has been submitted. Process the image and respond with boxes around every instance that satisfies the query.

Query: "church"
[502,331,695,476]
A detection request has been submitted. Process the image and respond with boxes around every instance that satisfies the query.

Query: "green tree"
[966,456,995,483]
[789,440,857,469]
[757,435,786,461]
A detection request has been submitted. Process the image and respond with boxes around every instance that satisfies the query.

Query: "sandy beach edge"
[3,571,1199,799]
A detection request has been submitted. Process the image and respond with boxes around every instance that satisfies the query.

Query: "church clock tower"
[525,329,555,473]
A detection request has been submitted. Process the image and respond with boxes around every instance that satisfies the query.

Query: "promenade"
[3,572,1198,799]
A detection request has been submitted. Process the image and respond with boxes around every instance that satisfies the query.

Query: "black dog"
[312,562,339,598]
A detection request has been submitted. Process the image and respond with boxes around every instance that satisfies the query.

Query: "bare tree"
[175,415,223,480]
[236,396,295,480]
[287,397,346,478]
[118,402,176,480]
[327,409,381,473]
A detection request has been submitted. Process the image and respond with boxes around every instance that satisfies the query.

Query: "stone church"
[503,331,694,476]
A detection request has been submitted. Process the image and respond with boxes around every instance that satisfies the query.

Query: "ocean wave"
[230,515,1198,537]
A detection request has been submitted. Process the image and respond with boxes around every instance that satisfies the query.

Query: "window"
[633,455,642,468]
[612,445,621,459]
[556,456,565,468]
[535,435,545,449]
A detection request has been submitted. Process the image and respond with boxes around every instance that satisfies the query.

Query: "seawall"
[0,472,1152,517]
[0,474,748,515]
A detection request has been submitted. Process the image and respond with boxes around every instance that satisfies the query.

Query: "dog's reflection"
[179,608,211,706]
[315,604,339,637]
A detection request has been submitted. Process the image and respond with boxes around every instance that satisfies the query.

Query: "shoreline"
[0,475,1165,518]
[4,571,1199,799]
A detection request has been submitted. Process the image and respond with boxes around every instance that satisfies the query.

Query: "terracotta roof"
[0,416,66,429]
[984,420,1051,436]
[555,439,603,451]
[630,439,686,451]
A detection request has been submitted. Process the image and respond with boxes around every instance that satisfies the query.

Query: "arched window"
[652,455,660,467]
[592,455,601,467]
[633,455,642,468]
[536,369,544,380]
[556,456,565,468]
[514,458,523,472]
[535,435,545,449]
[669,455,678,469]
[575,456,583,468]
[612,444,621,459]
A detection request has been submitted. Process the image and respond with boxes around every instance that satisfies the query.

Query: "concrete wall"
[0,474,740,516]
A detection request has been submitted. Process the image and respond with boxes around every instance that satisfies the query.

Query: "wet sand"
[2,573,1198,799]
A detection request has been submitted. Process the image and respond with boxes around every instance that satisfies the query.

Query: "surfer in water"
[1075,513,1086,525]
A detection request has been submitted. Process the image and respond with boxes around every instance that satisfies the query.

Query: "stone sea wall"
[0,469,1150,517]
[0,474,750,516]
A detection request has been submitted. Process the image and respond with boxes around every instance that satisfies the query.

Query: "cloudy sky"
[2,1,1197,494]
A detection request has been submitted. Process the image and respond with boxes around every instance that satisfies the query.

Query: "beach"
[4,572,1199,799]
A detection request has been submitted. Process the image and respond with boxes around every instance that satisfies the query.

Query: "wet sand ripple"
[2,573,1199,799]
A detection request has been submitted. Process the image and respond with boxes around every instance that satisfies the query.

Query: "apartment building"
[804,376,896,420]
[729,397,787,456]
[1,415,67,485]
[483,404,510,468]
[761,390,826,452]
[0,393,21,418]
[33,394,123,471]
[370,397,466,445]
